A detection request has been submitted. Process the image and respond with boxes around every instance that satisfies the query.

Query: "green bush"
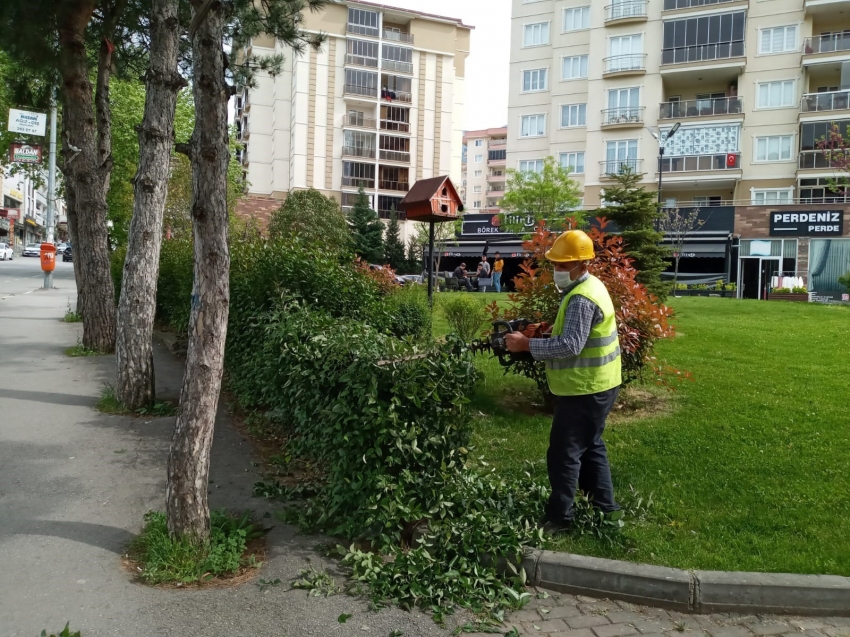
[772,287,791,294]
[156,239,195,333]
[439,294,489,343]
[382,284,431,340]
[792,286,808,294]
[267,189,352,254]
[840,271,850,291]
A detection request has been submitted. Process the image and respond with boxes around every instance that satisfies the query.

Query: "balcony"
[343,146,376,159]
[605,1,648,24]
[805,0,848,14]
[347,23,379,38]
[802,34,850,64]
[342,176,375,188]
[600,158,643,177]
[661,41,745,68]
[345,114,377,129]
[381,87,412,103]
[603,54,647,77]
[379,149,410,163]
[601,106,645,128]
[659,96,743,119]
[798,151,841,170]
[489,139,507,148]
[345,53,378,69]
[800,90,850,115]
[379,179,409,192]
[344,84,378,99]
[382,59,413,74]
[663,0,739,9]
[488,173,506,182]
[660,152,741,173]
[380,119,410,133]
[487,186,505,195]
[383,29,413,44]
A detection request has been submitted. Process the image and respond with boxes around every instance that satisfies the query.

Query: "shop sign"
[9,143,42,164]
[460,213,535,237]
[769,210,844,237]
[8,188,24,202]
[7,108,47,136]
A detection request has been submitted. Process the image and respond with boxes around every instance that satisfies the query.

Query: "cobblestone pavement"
[478,590,850,637]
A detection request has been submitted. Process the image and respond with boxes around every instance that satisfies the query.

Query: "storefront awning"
[426,242,530,259]
[661,241,727,258]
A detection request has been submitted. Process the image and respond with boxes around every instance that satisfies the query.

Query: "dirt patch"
[609,385,674,425]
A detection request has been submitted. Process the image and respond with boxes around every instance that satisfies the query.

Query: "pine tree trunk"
[63,173,83,314]
[57,1,117,353]
[166,0,230,542]
[115,0,185,409]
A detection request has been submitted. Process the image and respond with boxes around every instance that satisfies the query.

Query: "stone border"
[521,549,850,617]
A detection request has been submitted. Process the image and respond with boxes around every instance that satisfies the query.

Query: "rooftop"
[346,0,475,29]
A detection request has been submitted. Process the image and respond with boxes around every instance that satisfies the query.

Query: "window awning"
[662,241,728,258]
[426,242,530,259]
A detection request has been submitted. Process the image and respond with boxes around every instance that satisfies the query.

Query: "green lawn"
[461,297,850,575]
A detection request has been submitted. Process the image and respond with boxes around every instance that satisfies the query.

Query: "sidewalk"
[0,285,457,637]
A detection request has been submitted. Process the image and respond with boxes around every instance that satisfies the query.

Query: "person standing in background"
[492,252,504,292]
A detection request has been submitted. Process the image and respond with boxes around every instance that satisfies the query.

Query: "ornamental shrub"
[440,293,490,343]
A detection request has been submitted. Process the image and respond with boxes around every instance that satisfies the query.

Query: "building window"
[608,34,643,71]
[474,201,482,209]
[475,154,484,163]
[755,135,793,162]
[564,6,590,32]
[800,120,850,151]
[662,11,746,64]
[522,68,548,92]
[474,170,483,177]
[759,25,797,54]
[561,103,587,127]
[604,140,638,173]
[752,188,793,205]
[519,159,545,173]
[348,8,379,37]
[523,22,550,47]
[520,114,546,137]
[757,80,795,108]
[474,139,484,147]
[560,152,585,174]
[662,124,740,156]
[562,55,588,80]
[799,177,850,203]
[474,185,482,193]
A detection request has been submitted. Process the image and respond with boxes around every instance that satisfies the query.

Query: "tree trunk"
[166,0,230,542]
[57,0,117,353]
[115,0,185,409]
[63,170,84,314]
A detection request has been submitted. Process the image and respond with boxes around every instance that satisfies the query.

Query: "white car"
[0,242,12,260]
[56,243,69,254]
[22,243,40,257]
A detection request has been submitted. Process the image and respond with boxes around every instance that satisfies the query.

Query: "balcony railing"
[488,174,506,182]
[487,187,505,194]
[662,41,745,65]
[342,176,375,188]
[801,90,850,113]
[343,146,376,159]
[660,153,740,172]
[383,30,413,44]
[344,84,378,98]
[347,23,379,37]
[345,114,377,128]
[382,59,413,74]
[663,0,737,9]
[379,149,411,163]
[803,34,850,55]
[381,88,412,103]
[660,96,742,119]
[345,53,378,68]
[798,151,841,170]
[604,54,647,73]
[379,179,409,192]
[606,1,648,21]
[380,119,410,133]
[600,158,643,175]
[601,106,645,125]
[489,139,507,148]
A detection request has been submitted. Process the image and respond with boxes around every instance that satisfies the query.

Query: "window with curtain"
[524,22,550,47]
[757,80,795,108]
[564,6,590,31]
[759,25,797,54]
[520,114,546,137]
[560,152,585,174]
[522,69,548,92]
[756,135,793,161]
[519,159,545,173]
[561,103,587,127]
[562,55,589,79]
[752,189,793,205]
[809,239,850,291]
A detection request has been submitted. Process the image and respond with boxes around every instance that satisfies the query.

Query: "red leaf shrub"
[355,258,398,295]
[487,219,682,399]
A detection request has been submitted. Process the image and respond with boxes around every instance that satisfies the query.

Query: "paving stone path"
[491,591,850,637]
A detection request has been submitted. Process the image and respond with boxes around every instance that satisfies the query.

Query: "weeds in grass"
[40,624,81,637]
[291,565,340,597]
[129,510,263,585]
[96,385,177,417]
[63,302,82,323]
[65,341,101,357]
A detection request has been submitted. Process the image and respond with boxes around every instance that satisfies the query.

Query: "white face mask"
[553,270,573,289]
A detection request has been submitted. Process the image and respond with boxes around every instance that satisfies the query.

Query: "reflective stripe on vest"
[544,275,623,396]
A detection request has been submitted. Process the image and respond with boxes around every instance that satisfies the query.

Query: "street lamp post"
[654,121,680,210]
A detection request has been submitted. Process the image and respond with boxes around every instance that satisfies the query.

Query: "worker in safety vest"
[505,229,622,535]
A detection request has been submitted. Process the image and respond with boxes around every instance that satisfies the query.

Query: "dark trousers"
[458,277,473,291]
[546,387,620,523]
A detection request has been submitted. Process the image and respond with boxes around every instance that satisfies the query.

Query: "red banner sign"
[9,143,43,164]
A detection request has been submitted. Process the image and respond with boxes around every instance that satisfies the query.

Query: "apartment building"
[507,0,850,300]
[1,168,66,249]
[236,1,471,242]
[461,127,509,212]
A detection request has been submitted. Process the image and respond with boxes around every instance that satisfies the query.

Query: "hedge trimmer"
[471,319,550,367]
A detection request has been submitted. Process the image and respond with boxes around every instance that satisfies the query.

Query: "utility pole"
[44,96,57,290]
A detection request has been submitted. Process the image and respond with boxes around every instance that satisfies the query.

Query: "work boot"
[542,520,572,537]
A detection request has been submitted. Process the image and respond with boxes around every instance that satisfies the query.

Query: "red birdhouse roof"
[398,176,464,223]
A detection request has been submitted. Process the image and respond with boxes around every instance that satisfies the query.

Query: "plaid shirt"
[529,273,604,361]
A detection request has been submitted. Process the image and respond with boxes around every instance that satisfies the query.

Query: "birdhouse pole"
[427,221,435,305]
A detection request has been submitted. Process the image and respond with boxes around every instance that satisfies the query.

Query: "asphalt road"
[0,254,75,300]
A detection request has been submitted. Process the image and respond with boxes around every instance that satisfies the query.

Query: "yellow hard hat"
[545,230,595,263]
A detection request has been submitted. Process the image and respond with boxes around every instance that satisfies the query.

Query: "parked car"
[400,275,423,285]
[0,242,13,261]
[22,243,40,257]
[56,243,69,254]
[63,245,73,262]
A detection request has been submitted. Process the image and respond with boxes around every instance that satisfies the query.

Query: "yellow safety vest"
[545,275,622,396]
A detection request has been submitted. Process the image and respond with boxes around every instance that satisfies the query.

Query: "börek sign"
[769,210,844,237]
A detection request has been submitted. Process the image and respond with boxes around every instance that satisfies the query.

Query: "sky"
[383,0,512,132]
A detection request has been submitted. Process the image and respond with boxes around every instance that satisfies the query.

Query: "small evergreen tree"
[383,212,405,270]
[598,167,669,299]
[405,234,423,274]
[349,187,385,264]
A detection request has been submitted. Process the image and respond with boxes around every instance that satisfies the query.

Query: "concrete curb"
[520,550,850,617]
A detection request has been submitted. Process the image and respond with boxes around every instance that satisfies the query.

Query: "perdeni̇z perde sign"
[769,210,844,237]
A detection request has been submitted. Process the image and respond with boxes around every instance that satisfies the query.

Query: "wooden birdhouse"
[398,175,464,223]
